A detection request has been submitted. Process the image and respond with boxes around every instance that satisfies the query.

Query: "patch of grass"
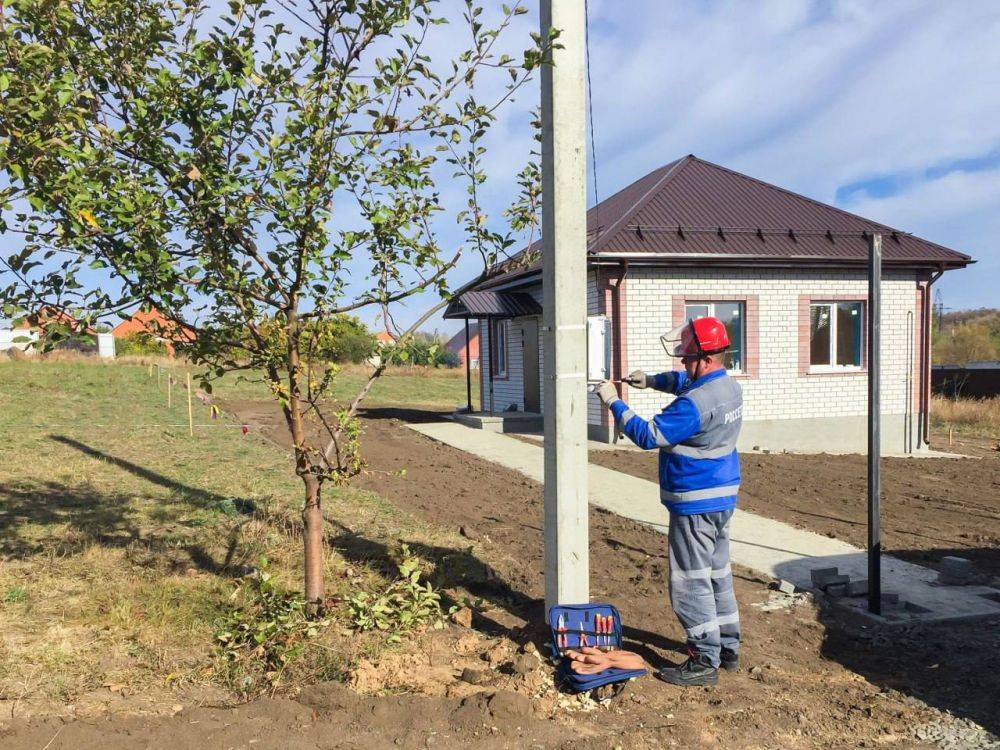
[187,361,479,410]
[2,587,28,604]
[931,395,1000,438]
[0,358,478,709]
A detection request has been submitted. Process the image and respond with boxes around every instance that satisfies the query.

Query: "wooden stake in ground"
[187,372,194,437]
[168,372,172,408]
[156,364,161,388]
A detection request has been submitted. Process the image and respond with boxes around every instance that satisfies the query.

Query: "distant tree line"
[384,331,461,369]
[933,308,1000,366]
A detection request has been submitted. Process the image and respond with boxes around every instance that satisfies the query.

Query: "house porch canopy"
[443,290,542,320]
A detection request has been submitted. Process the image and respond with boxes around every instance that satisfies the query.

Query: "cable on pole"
[584,0,600,237]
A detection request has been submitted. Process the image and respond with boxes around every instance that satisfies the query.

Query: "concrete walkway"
[409,421,1000,624]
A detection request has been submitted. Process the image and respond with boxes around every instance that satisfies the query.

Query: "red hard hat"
[661,317,730,358]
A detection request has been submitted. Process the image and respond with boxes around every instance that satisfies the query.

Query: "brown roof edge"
[591,252,974,270]
[588,156,693,255]
[465,253,971,294]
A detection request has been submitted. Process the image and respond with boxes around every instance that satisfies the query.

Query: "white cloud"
[844,166,1000,309]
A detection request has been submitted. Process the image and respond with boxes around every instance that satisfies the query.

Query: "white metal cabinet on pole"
[540,0,589,615]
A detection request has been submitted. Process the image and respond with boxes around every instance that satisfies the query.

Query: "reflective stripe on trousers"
[667,509,740,667]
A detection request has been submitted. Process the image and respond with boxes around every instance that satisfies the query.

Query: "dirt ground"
[587,441,1000,581]
[5,404,999,749]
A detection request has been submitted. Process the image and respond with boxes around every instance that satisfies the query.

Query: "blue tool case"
[547,603,646,694]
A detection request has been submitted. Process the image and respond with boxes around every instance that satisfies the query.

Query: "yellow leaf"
[78,209,99,228]
[187,166,202,180]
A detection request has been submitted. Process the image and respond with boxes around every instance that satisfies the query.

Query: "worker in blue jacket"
[596,316,743,687]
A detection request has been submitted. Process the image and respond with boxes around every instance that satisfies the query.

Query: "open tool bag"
[547,603,646,696]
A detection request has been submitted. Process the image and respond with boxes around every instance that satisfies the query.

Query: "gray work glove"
[627,369,649,389]
[596,380,619,405]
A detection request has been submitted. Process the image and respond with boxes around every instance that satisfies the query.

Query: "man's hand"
[596,380,619,405]
[627,369,649,389]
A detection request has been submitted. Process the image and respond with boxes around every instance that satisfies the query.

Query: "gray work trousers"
[667,509,740,667]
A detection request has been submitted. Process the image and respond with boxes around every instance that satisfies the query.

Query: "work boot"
[720,648,739,672]
[656,654,718,687]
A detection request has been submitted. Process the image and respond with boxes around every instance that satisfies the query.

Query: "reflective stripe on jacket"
[609,369,743,515]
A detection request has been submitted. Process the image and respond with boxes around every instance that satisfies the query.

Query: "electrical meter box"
[587,315,612,381]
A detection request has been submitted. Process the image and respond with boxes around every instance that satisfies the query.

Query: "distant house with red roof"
[374,330,396,347]
[112,308,195,357]
[0,307,94,353]
[445,326,480,370]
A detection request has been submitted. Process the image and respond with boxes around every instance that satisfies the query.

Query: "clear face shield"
[660,321,702,359]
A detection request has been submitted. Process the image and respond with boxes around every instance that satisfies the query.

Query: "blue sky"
[413,0,1000,336]
[4,1,998,335]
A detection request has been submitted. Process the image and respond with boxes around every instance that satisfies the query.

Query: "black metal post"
[464,318,473,412]
[488,318,495,413]
[868,233,882,614]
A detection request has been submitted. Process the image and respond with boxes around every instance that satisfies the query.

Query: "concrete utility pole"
[540,0,589,614]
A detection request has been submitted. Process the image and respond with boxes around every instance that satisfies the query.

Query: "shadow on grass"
[0,478,249,577]
[0,436,258,576]
[323,517,686,665]
[50,435,237,507]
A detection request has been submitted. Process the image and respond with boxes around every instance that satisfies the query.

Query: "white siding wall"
[624,267,917,424]
[477,275,595,417]
[480,317,524,412]
[585,273,604,427]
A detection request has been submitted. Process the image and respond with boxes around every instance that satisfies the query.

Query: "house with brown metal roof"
[445,155,972,454]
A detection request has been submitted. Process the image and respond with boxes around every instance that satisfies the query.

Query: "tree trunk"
[285,361,324,607]
[301,472,324,606]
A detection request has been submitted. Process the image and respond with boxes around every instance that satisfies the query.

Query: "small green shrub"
[347,545,447,643]
[2,587,28,604]
[117,332,169,356]
[215,559,330,697]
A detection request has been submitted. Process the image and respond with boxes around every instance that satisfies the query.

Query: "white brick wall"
[477,267,919,449]
[623,267,918,425]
